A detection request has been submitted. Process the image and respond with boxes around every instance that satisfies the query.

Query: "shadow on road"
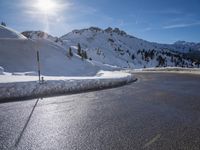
[14,98,40,147]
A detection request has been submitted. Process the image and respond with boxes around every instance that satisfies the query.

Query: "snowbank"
[12,71,37,76]
[131,67,200,74]
[0,71,136,101]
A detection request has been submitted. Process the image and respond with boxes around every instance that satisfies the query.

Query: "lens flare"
[35,0,58,14]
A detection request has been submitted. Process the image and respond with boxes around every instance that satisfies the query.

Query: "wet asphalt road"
[0,73,200,150]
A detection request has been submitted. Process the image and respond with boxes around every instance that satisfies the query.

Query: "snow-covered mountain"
[21,27,200,69]
[1,25,200,77]
[59,27,200,68]
[0,25,99,76]
[173,41,200,52]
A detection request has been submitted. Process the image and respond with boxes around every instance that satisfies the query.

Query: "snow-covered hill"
[0,25,26,39]
[60,27,200,69]
[0,25,99,76]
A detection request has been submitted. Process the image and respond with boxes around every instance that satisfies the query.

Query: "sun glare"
[35,0,57,14]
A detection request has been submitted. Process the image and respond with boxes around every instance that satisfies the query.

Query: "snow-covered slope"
[0,26,100,76]
[0,25,26,39]
[173,41,200,52]
[1,39,100,76]
[60,27,200,69]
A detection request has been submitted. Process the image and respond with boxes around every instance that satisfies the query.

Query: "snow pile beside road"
[12,71,37,76]
[131,67,200,74]
[0,71,136,100]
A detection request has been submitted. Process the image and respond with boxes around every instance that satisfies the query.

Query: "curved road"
[0,73,200,150]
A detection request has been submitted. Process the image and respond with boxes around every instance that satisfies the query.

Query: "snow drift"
[0,71,136,100]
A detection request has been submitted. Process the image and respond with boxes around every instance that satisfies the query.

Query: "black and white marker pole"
[37,50,41,83]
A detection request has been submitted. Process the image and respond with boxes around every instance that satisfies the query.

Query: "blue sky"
[0,0,199,43]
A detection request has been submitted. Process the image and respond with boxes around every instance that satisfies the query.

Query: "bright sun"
[35,0,57,14]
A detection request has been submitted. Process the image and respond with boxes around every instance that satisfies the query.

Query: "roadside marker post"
[37,50,41,83]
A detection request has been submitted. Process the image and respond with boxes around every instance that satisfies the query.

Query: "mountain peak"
[104,27,127,36]
[70,27,127,36]
[88,27,103,32]
[21,31,53,39]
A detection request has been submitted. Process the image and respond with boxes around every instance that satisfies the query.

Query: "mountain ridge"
[22,26,200,52]
[21,26,200,69]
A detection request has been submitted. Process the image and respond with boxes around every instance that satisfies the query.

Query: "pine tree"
[84,51,88,59]
[81,50,84,60]
[157,55,165,67]
[144,51,149,62]
[77,43,81,56]
[131,54,135,60]
[1,22,6,26]
[80,50,88,60]
[69,47,73,57]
